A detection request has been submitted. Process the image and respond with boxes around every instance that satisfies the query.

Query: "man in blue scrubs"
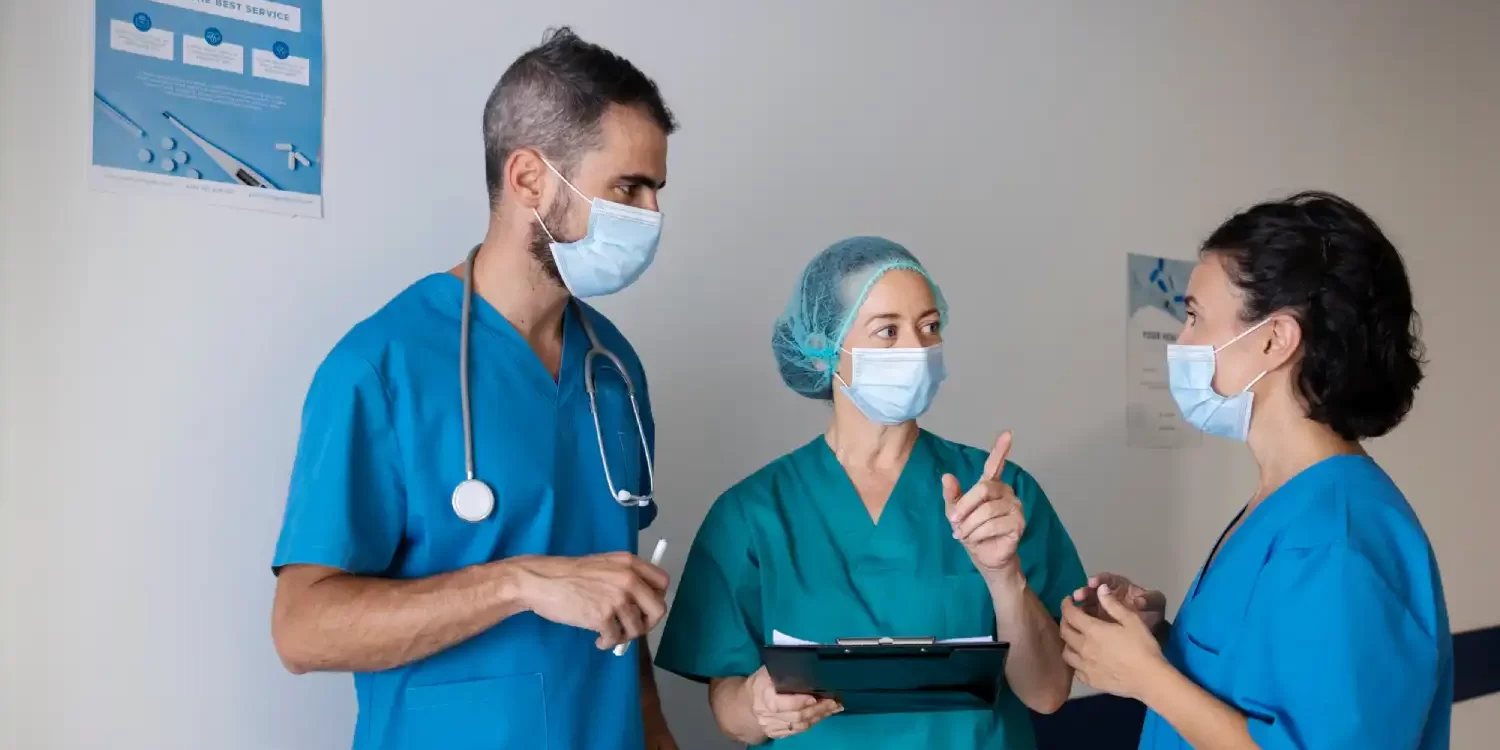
[269,27,679,750]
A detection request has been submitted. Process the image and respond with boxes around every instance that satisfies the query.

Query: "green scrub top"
[655,430,1086,749]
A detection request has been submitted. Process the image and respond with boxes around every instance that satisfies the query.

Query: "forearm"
[640,644,670,735]
[272,559,530,673]
[1139,661,1258,750]
[989,571,1071,713]
[708,676,767,746]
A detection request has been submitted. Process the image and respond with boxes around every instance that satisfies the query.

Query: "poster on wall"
[90,0,325,218]
[1126,253,1199,449]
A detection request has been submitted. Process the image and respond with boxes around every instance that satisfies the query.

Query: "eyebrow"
[864,308,941,323]
[619,173,666,190]
[1182,295,1198,308]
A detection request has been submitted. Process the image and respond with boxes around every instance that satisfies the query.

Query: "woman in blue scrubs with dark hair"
[655,236,1086,748]
[1060,191,1453,749]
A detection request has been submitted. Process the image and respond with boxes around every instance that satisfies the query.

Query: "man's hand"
[513,553,669,650]
[1071,573,1166,631]
[746,666,841,740]
[943,432,1025,579]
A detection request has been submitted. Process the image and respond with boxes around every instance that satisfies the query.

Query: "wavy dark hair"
[1202,190,1425,441]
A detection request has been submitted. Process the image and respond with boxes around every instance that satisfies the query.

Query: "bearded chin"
[527,192,575,289]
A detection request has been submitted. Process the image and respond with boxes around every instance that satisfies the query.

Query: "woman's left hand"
[1060,584,1169,700]
[943,432,1025,576]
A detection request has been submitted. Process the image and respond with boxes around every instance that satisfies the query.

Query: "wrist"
[982,565,1028,598]
[1134,654,1181,708]
[488,556,537,614]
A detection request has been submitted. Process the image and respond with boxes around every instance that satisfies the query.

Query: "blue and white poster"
[1127,253,1199,449]
[91,0,325,217]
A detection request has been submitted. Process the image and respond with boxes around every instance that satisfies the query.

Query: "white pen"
[614,538,669,656]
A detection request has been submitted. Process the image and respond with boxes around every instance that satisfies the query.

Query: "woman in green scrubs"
[654,236,1086,748]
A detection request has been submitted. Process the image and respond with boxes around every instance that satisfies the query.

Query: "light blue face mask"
[535,159,662,298]
[1166,318,1271,442]
[835,344,947,425]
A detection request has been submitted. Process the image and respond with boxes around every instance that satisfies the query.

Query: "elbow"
[1016,674,1071,715]
[270,596,326,675]
[1028,676,1073,715]
[1028,688,1069,715]
[271,616,316,675]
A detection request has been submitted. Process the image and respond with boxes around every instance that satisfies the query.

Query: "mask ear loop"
[532,154,593,243]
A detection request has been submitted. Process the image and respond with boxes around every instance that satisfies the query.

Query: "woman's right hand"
[745,666,842,740]
[1071,573,1166,630]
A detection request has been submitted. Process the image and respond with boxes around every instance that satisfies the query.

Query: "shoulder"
[716,438,822,513]
[1270,456,1445,628]
[1274,456,1429,554]
[311,274,454,392]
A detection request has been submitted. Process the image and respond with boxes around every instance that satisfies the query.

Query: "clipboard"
[760,636,1010,714]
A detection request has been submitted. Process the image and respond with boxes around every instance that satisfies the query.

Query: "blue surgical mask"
[1167,319,1271,441]
[835,345,947,425]
[535,159,662,298]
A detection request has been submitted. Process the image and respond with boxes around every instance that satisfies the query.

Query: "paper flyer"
[91,0,325,217]
[1126,253,1199,449]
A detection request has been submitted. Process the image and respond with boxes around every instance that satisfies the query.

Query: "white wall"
[3,1,1497,748]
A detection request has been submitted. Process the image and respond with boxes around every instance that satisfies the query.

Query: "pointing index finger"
[981,431,1013,481]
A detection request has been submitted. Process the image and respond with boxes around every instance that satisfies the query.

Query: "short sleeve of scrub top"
[1007,467,1087,622]
[1234,544,1442,749]
[271,345,405,575]
[652,490,761,680]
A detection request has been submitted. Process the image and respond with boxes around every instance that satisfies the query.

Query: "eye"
[922,321,942,335]
[614,183,637,198]
[873,326,898,340]
[1185,310,1198,324]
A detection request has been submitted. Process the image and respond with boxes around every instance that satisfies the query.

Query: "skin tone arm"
[639,643,675,747]
[272,553,667,674]
[944,432,1072,713]
[986,569,1072,712]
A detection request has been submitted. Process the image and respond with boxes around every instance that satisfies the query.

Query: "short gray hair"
[483,27,677,205]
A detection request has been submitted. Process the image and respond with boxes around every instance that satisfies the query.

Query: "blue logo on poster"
[273,42,290,59]
[132,13,152,32]
[205,28,223,46]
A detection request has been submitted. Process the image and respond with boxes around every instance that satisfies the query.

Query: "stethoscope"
[451,245,656,523]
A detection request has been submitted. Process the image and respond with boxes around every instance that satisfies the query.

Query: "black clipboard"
[760,637,1010,714]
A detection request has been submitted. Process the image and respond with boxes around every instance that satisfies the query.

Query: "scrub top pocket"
[401,673,548,750]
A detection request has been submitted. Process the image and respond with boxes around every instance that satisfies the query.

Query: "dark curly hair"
[1202,190,1425,441]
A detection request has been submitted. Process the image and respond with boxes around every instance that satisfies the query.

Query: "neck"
[454,217,571,346]
[825,400,919,471]
[1245,392,1362,503]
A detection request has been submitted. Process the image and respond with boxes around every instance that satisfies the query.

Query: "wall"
[2,0,1496,748]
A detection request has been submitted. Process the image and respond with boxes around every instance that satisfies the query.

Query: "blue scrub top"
[655,430,1087,749]
[272,273,657,750]
[1140,455,1452,750]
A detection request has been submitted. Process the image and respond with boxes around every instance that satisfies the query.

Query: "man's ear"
[504,147,549,210]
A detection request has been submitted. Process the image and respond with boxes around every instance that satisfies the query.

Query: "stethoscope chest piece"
[452,479,496,523]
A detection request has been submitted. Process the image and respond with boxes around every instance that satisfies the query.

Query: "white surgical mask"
[535,158,662,298]
[1166,319,1271,442]
[835,345,947,425]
